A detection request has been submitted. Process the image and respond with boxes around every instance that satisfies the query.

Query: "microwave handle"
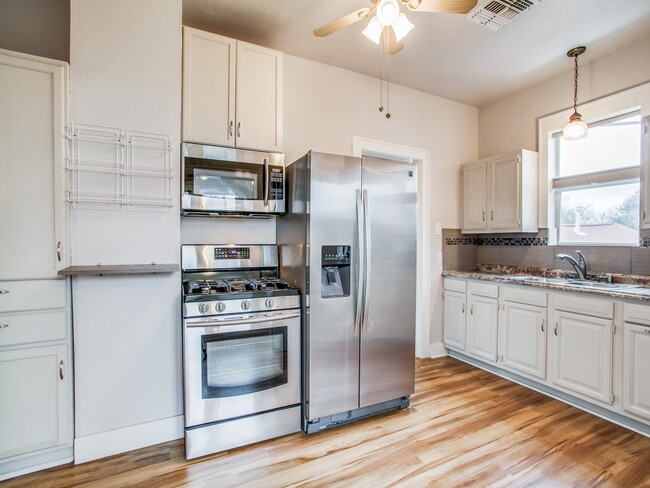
[263,158,269,207]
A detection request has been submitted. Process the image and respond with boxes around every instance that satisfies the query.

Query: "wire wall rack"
[66,124,174,210]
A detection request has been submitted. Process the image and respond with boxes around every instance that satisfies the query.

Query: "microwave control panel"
[269,166,284,200]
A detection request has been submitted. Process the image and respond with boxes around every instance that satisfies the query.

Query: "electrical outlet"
[437,252,442,265]
[435,223,441,235]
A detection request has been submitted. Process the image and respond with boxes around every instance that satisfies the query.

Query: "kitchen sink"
[505,276,641,290]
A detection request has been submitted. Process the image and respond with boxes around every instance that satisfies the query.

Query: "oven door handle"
[185,311,300,328]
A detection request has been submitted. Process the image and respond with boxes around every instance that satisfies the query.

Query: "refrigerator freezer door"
[359,157,417,408]
[305,152,362,421]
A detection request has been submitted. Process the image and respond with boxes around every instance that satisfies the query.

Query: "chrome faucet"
[555,250,588,280]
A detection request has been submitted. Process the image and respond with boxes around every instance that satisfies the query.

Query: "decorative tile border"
[445,236,548,247]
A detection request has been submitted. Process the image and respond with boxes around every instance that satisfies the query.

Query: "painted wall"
[479,34,650,158]
[69,0,183,463]
[0,0,69,62]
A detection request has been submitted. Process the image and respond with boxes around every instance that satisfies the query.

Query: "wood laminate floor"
[4,357,650,487]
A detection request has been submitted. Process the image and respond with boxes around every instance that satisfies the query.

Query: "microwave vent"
[467,0,542,31]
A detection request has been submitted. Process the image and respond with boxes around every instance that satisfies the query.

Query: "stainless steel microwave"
[182,143,285,218]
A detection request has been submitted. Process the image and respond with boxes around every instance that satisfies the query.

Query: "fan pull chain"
[378,30,391,119]
[379,39,384,113]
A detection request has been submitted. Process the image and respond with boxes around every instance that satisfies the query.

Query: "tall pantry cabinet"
[0,49,72,479]
[182,26,283,152]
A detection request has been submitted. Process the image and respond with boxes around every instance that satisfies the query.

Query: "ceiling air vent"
[467,0,542,31]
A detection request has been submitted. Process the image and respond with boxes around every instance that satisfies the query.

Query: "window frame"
[537,82,650,246]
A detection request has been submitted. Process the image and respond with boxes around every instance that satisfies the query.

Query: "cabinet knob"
[482,211,485,222]
[491,210,494,221]
[461,303,465,313]
[470,305,474,315]
[540,319,545,332]
[554,322,558,336]
[229,120,234,138]
[237,122,241,138]
[0,290,9,295]
[0,324,9,329]
[57,241,62,262]
[59,360,64,380]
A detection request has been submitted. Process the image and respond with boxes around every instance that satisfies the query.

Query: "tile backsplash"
[442,228,650,276]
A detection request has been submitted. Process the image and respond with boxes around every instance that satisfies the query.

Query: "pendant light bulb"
[563,46,588,141]
[376,0,400,26]
[362,16,383,45]
[392,13,414,42]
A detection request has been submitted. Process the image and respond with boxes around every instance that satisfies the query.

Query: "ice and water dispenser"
[320,245,351,298]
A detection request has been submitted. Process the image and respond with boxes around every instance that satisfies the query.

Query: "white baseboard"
[428,342,448,358]
[74,415,184,464]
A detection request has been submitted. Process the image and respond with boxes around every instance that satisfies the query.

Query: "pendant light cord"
[573,53,579,113]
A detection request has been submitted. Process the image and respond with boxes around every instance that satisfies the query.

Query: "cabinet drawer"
[502,285,547,307]
[0,280,66,313]
[553,292,613,319]
[623,303,650,326]
[468,281,499,299]
[0,309,67,347]
[444,278,467,293]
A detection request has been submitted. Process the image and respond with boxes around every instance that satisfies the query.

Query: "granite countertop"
[442,264,650,302]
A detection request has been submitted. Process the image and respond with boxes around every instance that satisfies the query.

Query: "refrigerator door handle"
[354,189,364,336]
[362,189,371,333]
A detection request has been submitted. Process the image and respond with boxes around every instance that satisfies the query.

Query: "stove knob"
[241,300,252,311]
[216,302,226,313]
[265,298,275,309]
[198,303,211,314]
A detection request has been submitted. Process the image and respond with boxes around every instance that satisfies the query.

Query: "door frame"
[352,136,431,358]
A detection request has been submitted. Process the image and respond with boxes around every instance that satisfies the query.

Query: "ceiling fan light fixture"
[362,16,383,44]
[392,13,414,42]
[376,0,400,26]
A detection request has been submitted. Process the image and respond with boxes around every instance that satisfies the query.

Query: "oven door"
[181,144,285,215]
[183,310,300,428]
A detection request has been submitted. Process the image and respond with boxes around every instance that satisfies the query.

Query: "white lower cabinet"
[443,290,466,352]
[500,301,547,380]
[623,303,650,421]
[466,283,499,365]
[0,345,70,460]
[552,310,613,404]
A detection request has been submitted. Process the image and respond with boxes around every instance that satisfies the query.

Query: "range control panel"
[321,245,351,266]
[214,247,250,260]
[269,166,284,200]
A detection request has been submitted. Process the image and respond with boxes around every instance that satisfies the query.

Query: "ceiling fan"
[314,0,478,54]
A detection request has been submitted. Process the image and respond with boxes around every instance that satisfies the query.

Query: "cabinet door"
[466,295,498,364]
[641,115,650,229]
[623,323,650,421]
[235,41,283,152]
[443,291,466,352]
[0,51,67,279]
[552,311,613,404]
[490,155,521,230]
[182,27,236,147]
[500,302,546,380]
[461,162,487,232]
[0,345,70,459]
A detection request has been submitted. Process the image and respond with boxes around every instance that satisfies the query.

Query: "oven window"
[185,158,263,200]
[201,327,288,398]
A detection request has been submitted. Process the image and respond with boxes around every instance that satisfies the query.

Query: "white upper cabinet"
[0,50,68,280]
[641,115,650,228]
[461,149,538,234]
[182,27,283,152]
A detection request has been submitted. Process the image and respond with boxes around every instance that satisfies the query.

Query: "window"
[551,113,641,246]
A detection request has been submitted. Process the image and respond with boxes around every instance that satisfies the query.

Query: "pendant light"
[562,46,588,141]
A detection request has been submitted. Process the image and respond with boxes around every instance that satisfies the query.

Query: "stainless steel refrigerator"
[277,150,417,433]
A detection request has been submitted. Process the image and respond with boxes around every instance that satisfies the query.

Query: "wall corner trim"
[74,415,184,464]
[429,342,448,359]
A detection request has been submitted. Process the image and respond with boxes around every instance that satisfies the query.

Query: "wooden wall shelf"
[58,264,179,276]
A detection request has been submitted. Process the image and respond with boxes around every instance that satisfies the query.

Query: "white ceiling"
[183,0,650,107]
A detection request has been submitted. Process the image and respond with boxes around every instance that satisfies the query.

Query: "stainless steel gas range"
[181,244,301,460]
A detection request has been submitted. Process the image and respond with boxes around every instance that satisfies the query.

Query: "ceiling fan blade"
[407,0,478,14]
[313,8,373,37]
[383,28,404,55]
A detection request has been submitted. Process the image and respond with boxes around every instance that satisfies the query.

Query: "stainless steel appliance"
[277,151,417,433]
[181,245,301,459]
[182,143,285,217]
